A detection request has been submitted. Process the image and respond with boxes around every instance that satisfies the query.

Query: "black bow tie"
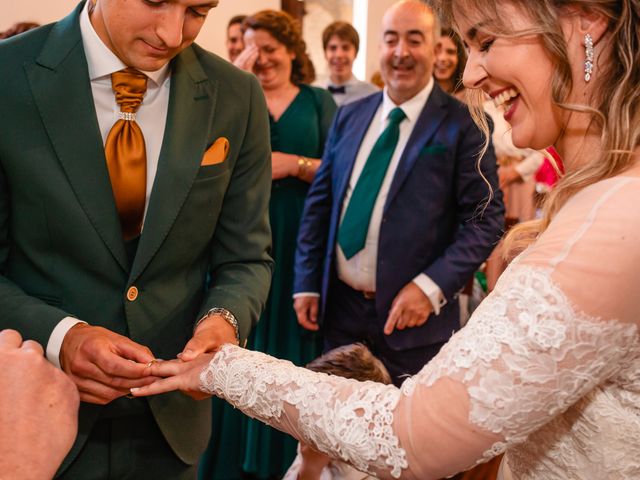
[328,85,346,94]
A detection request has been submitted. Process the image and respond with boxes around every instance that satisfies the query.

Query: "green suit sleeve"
[198,74,274,343]
[0,163,69,347]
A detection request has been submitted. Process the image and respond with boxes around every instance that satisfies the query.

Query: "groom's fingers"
[74,358,157,389]
[72,373,157,405]
[114,340,155,364]
[62,325,152,379]
[179,336,210,361]
[60,325,161,404]
[95,351,151,379]
[180,315,236,361]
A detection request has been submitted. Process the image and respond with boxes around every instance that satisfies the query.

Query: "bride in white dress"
[132,0,640,478]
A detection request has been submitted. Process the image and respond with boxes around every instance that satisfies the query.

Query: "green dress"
[199,85,337,480]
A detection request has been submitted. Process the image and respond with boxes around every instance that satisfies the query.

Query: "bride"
[133,0,640,478]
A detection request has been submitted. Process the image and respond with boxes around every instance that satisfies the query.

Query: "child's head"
[305,343,391,384]
[294,345,390,472]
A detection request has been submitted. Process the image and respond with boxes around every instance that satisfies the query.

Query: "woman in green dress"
[199,10,337,480]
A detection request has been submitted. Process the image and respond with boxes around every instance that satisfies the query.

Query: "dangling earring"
[584,33,594,82]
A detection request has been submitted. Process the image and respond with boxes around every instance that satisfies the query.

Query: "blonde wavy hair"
[432,0,640,253]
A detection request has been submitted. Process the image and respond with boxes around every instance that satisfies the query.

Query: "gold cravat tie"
[105,68,148,240]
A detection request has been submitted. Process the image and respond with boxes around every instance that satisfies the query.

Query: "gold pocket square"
[201,137,229,166]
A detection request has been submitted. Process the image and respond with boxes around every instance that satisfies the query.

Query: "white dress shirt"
[334,78,444,314]
[46,1,172,367]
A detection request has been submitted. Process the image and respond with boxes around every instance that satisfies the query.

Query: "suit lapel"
[335,93,383,203]
[25,3,128,271]
[385,85,449,211]
[129,47,218,283]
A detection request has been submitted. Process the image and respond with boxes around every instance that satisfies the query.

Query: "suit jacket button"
[127,286,139,302]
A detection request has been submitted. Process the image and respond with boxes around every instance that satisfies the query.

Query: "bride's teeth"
[494,88,519,108]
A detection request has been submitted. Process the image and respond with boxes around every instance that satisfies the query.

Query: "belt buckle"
[363,291,375,300]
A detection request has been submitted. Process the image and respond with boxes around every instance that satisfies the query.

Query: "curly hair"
[431,0,640,254]
[243,10,315,85]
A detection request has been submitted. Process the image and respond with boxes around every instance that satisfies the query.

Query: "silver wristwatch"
[196,307,239,344]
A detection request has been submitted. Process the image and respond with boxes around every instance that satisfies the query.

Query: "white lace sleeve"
[200,177,640,480]
[404,265,639,468]
[201,345,408,477]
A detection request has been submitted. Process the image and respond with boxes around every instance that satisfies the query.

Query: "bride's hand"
[130,353,215,400]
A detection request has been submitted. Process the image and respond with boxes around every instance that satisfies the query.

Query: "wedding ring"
[146,359,158,368]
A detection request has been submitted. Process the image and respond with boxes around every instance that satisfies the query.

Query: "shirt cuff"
[412,274,446,315]
[292,292,320,299]
[46,316,87,369]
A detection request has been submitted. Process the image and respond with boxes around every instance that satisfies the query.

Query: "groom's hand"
[179,314,238,362]
[60,324,157,405]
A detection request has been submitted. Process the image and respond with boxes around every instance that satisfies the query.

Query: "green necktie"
[338,107,406,259]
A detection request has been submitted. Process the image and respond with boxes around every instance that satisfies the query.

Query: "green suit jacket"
[0,2,273,470]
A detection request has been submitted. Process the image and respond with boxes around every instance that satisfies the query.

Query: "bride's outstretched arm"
[134,179,640,479]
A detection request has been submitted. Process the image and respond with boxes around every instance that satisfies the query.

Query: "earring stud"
[584,33,594,82]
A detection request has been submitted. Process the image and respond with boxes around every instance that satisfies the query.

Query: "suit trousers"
[324,278,446,387]
[56,401,196,480]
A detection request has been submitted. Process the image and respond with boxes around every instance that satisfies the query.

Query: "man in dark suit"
[294,0,503,386]
[0,0,272,477]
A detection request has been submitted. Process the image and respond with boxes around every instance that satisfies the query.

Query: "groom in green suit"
[0,0,273,477]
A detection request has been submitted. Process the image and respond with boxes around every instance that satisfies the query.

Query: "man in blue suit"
[293,0,504,385]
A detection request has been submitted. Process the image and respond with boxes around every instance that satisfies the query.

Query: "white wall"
[1,0,278,59]
[353,0,397,82]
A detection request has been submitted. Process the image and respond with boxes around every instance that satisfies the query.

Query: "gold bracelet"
[297,156,312,177]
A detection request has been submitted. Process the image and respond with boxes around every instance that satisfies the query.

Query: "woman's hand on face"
[233,44,259,72]
[272,152,298,180]
[130,353,216,400]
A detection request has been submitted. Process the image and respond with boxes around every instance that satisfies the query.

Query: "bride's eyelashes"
[479,38,496,52]
[462,36,495,53]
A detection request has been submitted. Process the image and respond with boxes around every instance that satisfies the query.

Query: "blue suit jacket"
[294,84,504,350]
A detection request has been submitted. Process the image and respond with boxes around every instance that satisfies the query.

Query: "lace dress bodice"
[200,176,640,479]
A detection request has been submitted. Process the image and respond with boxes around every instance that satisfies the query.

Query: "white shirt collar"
[79,1,170,86]
[381,76,434,124]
